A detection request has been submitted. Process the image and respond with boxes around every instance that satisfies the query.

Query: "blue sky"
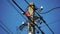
[0,0,60,34]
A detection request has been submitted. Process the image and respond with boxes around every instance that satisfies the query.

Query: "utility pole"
[28,2,35,34]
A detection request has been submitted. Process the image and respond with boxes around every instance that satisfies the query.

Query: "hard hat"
[29,2,34,5]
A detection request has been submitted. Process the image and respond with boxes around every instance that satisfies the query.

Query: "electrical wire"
[41,19,60,27]
[36,11,54,34]
[11,2,60,33]
[0,21,13,34]
[6,1,43,33]
[0,25,9,34]
[36,0,60,14]
[6,0,27,21]
[40,7,60,14]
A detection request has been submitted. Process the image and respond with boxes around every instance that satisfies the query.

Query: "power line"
[40,7,60,14]
[0,21,13,34]
[10,0,60,34]
[6,0,27,21]
[35,0,60,14]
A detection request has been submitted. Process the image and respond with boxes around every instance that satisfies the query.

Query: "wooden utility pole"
[27,2,35,34]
